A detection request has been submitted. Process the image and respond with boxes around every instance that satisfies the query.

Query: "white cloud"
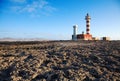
[10,0,56,16]
[44,6,56,13]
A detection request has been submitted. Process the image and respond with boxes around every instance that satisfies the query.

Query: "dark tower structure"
[85,13,91,34]
[76,13,92,40]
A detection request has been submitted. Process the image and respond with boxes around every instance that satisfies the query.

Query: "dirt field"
[0,40,120,81]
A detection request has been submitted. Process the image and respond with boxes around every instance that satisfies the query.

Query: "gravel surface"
[0,41,120,81]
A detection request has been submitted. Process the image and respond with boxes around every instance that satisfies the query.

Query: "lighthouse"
[72,25,78,40]
[72,13,92,40]
[71,13,109,41]
[85,13,91,34]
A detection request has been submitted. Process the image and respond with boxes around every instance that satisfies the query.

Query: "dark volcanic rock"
[0,41,120,81]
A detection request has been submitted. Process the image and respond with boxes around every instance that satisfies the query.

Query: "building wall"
[77,34,92,40]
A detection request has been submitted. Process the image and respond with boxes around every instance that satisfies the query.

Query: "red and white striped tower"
[85,13,91,34]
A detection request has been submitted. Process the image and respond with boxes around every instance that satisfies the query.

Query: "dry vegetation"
[0,41,120,81]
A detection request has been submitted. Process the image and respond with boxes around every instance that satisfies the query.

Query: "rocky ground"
[0,40,120,81]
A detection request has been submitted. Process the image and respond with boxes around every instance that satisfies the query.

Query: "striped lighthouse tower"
[85,13,91,34]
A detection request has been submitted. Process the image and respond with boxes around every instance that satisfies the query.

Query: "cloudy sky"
[0,0,120,40]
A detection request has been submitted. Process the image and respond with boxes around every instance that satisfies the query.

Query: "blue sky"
[0,0,120,40]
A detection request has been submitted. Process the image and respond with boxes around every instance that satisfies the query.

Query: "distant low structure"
[102,37,110,41]
[92,37,99,40]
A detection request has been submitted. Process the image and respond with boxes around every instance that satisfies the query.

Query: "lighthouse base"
[77,34,92,40]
